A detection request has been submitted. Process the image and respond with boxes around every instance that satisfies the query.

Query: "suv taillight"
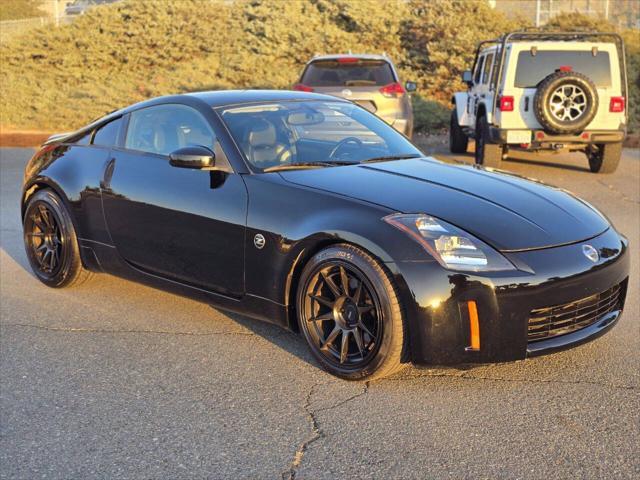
[379,82,405,97]
[293,83,314,92]
[499,95,514,112]
[610,96,625,113]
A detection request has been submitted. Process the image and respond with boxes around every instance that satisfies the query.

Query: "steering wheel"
[329,137,363,160]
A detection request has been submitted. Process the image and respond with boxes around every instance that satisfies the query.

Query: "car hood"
[278,157,609,251]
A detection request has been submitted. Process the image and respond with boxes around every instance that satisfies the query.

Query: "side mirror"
[461,70,473,86]
[405,81,417,92]
[169,145,215,169]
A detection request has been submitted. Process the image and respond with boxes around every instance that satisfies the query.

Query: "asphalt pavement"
[1,147,639,479]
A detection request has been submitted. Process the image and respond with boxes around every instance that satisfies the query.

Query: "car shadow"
[221,309,321,369]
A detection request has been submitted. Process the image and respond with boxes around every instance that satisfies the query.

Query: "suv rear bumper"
[489,127,626,146]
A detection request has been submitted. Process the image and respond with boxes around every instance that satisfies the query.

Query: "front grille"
[528,283,623,342]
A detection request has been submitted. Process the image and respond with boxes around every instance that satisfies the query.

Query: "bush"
[412,94,450,132]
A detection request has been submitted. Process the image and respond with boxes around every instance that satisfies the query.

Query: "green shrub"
[412,94,450,132]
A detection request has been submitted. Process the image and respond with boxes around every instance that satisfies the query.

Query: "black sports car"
[21,90,629,379]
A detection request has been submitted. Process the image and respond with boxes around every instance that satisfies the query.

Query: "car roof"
[47,90,350,144]
[185,89,346,107]
[308,54,392,63]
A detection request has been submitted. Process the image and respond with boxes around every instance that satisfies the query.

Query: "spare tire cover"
[533,70,598,135]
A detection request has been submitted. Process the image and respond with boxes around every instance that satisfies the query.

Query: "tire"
[534,71,598,135]
[449,108,469,154]
[23,189,93,288]
[296,244,406,380]
[588,142,622,174]
[474,115,503,168]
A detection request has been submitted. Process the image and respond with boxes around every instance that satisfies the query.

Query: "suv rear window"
[301,60,395,87]
[514,50,612,88]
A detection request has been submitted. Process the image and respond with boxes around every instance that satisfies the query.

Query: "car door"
[101,103,247,296]
[478,52,495,119]
[467,53,485,128]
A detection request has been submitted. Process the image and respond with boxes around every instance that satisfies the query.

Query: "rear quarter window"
[92,117,123,147]
[514,50,612,88]
[301,60,395,87]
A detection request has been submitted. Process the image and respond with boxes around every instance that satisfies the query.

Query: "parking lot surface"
[1,147,639,479]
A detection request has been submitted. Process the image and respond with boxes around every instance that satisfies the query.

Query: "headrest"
[248,120,276,147]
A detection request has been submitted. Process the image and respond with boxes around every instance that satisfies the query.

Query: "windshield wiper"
[263,160,358,172]
[359,154,422,164]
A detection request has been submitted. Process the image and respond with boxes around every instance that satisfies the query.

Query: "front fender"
[452,92,472,127]
[242,175,427,308]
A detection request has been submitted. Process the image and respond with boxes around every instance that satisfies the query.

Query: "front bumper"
[393,228,629,365]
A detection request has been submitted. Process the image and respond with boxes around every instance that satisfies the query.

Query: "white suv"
[450,32,628,173]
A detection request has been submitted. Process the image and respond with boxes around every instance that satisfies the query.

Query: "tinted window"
[92,118,122,146]
[515,50,612,87]
[220,100,421,171]
[474,56,485,84]
[301,60,395,87]
[125,104,215,156]
[482,53,494,84]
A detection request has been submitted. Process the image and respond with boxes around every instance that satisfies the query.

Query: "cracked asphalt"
[1,147,639,479]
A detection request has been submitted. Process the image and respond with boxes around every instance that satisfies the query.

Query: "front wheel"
[23,189,93,288]
[587,142,622,174]
[296,244,406,380]
[474,115,503,168]
[449,108,469,154]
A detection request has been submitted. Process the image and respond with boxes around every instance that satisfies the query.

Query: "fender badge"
[254,234,266,250]
[341,89,352,96]
[582,244,599,263]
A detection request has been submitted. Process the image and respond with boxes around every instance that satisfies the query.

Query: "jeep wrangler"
[450,31,628,173]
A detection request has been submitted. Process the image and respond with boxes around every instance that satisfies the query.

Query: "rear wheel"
[449,108,469,154]
[474,115,503,168]
[587,142,622,174]
[23,189,93,288]
[296,244,406,380]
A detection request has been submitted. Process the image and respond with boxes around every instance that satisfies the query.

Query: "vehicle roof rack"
[469,30,627,121]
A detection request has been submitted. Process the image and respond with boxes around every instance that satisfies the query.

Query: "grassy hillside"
[0,0,636,134]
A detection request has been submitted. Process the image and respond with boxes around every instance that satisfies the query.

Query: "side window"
[125,104,215,156]
[482,53,494,85]
[474,55,485,85]
[93,118,122,147]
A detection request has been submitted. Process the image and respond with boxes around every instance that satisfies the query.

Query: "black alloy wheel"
[23,189,92,288]
[25,202,63,276]
[297,244,406,380]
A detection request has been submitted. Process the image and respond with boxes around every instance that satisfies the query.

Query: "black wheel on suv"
[296,244,406,380]
[534,71,598,135]
[587,142,623,174]
[449,108,469,154]
[474,115,503,168]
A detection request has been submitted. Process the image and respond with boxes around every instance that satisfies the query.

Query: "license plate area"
[506,130,532,144]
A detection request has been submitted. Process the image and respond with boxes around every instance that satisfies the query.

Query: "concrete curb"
[0,131,52,148]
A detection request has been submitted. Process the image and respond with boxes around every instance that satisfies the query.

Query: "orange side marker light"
[468,300,480,351]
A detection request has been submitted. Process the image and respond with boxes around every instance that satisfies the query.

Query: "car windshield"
[514,50,612,88]
[219,100,422,171]
[301,60,394,87]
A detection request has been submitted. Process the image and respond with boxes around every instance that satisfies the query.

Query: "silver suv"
[450,32,628,173]
[294,54,416,138]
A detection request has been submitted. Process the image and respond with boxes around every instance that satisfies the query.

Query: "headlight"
[383,213,516,272]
